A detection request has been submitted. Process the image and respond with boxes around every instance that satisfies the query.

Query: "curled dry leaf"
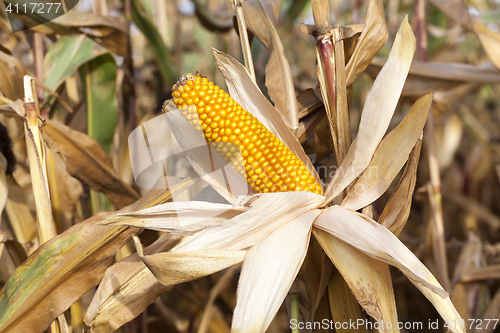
[325,17,416,201]
[191,0,233,33]
[0,51,23,100]
[296,108,325,144]
[296,88,323,119]
[342,92,432,210]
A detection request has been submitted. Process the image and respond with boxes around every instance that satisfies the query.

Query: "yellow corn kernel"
[171,72,322,195]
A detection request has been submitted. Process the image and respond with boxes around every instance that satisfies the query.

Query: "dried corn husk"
[325,17,416,202]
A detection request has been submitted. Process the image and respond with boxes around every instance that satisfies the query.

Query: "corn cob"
[171,72,322,195]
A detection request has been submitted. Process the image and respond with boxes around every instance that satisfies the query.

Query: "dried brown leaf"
[314,206,465,333]
[342,92,432,210]
[298,238,332,313]
[325,17,416,201]
[47,149,83,231]
[0,213,140,333]
[42,119,139,209]
[369,58,500,83]
[314,228,399,332]
[84,235,178,333]
[327,272,366,333]
[345,0,389,86]
[297,88,323,119]
[242,0,298,130]
[379,138,422,236]
[18,12,128,58]
[473,22,500,71]
[134,235,245,287]
[4,178,38,246]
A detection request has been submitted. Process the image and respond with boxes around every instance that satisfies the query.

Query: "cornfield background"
[0,0,500,332]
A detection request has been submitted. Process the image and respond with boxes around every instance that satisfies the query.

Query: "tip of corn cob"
[171,72,323,195]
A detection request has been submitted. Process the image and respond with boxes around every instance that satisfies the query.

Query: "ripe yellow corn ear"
[171,72,322,195]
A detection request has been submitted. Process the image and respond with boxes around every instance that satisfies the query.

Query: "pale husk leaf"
[232,210,321,333]
[314,206,465,333]
[99,201,247,234]
[134,236,245,287]
[345,0,389,86]
[314,228,399,332]
[342,92,432,210]
[379,137,422,236]
[173,191,325,252]
[325,17,416,201]
[242,0,298,130]
[213,49,322,185]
